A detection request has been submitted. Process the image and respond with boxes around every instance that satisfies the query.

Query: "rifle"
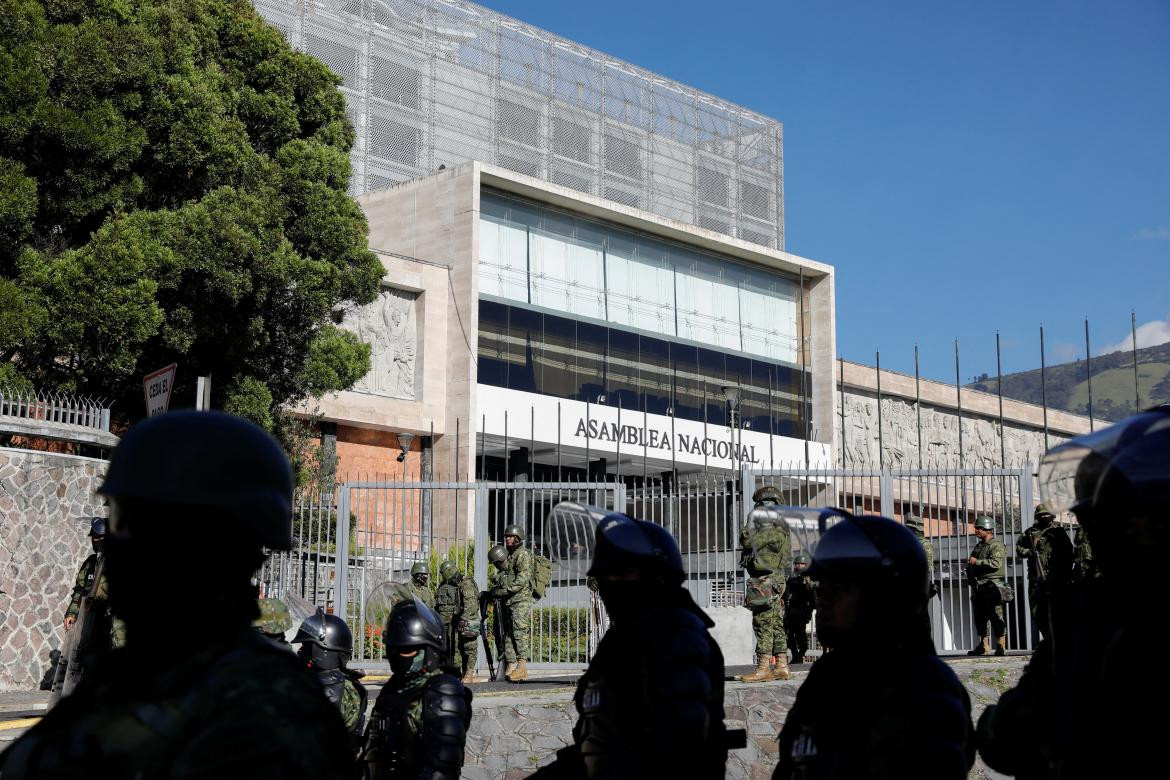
[51,554,105,704]
[478,592,497,682]
[492,593,512,681]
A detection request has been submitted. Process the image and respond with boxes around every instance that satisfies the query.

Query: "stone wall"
[463,658,1026,779]
[0,448,108,691]
[840,389,1069,469]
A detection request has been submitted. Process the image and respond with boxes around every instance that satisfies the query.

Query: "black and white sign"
[143,363,177,417]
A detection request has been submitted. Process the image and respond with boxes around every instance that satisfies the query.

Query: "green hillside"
[967,341,1170,421]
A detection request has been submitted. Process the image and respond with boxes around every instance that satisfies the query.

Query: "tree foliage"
[0,0,382,433]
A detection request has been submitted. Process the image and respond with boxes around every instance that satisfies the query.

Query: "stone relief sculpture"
[342,288,418,400]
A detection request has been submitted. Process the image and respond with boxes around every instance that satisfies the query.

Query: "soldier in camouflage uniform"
[1016,503,1073,640]
[253,596,293,647]
[408,561,434,608]
[361,598,472,779]
[783,551,817,665]
[905,514,938,599]
[434,560,481,684]
[966,515,1008,656]
[489,524,532,682]
[60,517,126,680]
[1,411,353,778]
[1070,523,1101,583]
[741,508,791,682]
[294,608,368,744]
[741,485,782,568]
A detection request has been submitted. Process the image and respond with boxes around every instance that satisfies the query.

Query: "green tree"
[0,0,382,437]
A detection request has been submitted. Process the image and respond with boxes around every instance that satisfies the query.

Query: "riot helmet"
[99,411,294,550]
[410,562,429,585]
[752,485,783,506]
[383,597,445,676]
[293,608,353,670]
[488,544,508,569]
[439,560,459,583]
[1039,405,1170,579]
[587,513,685,585]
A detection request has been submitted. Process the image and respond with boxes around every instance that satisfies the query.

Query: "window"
[370,55,422,110]
[498,98,540,147]
[479,214,529,303]
[553,117,591,163]
[368,115,420,166]
[698,167,730,208]
[604,134,642,180]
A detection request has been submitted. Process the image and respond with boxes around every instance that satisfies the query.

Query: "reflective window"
[479,190,799,364]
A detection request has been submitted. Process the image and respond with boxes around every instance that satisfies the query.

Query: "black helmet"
[752,485,783,506]
[807,514,928,604]
[99,411,294,550]
[1039,405,1170,517]
[439,560,458,582]
[503,524,524,541]
[588,512,685,585]
[383,597,444,653]
[293,608,353,670]
[488,544,508,566]
[89,517,107,537]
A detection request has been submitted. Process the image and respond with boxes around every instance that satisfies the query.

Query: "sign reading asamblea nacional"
[573,417,760,464]
[143,363,177,418]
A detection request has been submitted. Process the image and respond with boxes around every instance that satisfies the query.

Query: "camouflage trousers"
[752,603,787,656]
[972,586,1006,641]
[455,636,479,674]
[502,597,531,662]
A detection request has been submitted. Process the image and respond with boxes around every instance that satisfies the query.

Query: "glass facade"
[480,191,799,363]
[478,299,810,436]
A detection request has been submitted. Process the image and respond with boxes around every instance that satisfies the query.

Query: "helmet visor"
[746,506,852,572]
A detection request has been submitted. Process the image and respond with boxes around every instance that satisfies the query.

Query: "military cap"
[1034,503,1055,520]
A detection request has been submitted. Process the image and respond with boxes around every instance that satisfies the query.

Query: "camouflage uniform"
[967,532,1007,653]
[409,582,434,609]
[783,572,817,664]
[495,545,533,664]
[363,667,472,779]
[65,554,126,651]
[1070,525,1101,583]
[434,573,481,676]
[253,597,293,645]
[337,671,367,735]
[1016,517,1073,638]
[750,573,788,657]
[0,629,353,778]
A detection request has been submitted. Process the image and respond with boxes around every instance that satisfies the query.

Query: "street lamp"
[396,432,415,464]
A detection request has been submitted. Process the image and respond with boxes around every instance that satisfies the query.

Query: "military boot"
[769,654,791,681]
[740,656,771,682]
[967,637,989,656]
[994,636,1006,657]
[461,668,476,684]
[508,658,529,682]
[504,661,516,680]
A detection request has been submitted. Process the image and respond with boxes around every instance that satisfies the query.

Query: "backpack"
[530,552,553,600]
[750,527,791,574]
[744,576,779,610]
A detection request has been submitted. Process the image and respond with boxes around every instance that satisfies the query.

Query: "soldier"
[783,551,817,665]
[1070,523,1100,583]
[0,411,353,778]
[906,514,939,598]
[59,517,124,683]
[1016,503,1073,639]
[253,596,293,647]
[433,560,481,684]
[360,598,472,779]
[978,406,1170,778]
[774,512,976,778]
[534,512,732,778]
[488,524,532,682]
[741,507,792,682]
[966,515,1008,656]
[408,562,434,608]
[294,608,368,743]
[741,484,783,568]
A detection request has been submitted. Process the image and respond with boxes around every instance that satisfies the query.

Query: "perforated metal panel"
[254,0,784,249]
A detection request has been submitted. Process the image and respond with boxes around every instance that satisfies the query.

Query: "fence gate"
[260,480,624,669]
[748,466,1043,654]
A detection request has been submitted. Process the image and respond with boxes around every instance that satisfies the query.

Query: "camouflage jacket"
[409,582,435,609]
[65,553,125,649]
[967,538,1007,585]
[495,547,533,606]
[0,629,353,779]
[362,669,472,780]
[921,537,935,576]
[1071,526,1102,582]
[1016,524,1073,587]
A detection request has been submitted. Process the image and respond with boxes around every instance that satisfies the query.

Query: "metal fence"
[0,386,111,433]
[749,465,1054,654]
[253,0,785,250]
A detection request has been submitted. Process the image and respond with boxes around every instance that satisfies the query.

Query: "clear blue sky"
[482,0,1170,383]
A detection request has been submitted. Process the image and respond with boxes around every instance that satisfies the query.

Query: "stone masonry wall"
[841,390,1069,470]
[463,657,1026,779]
[0,448,108,691]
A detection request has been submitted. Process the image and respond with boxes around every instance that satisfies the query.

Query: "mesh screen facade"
[253,0,785,249]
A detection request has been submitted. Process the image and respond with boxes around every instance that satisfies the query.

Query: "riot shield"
[362,581,414,658]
